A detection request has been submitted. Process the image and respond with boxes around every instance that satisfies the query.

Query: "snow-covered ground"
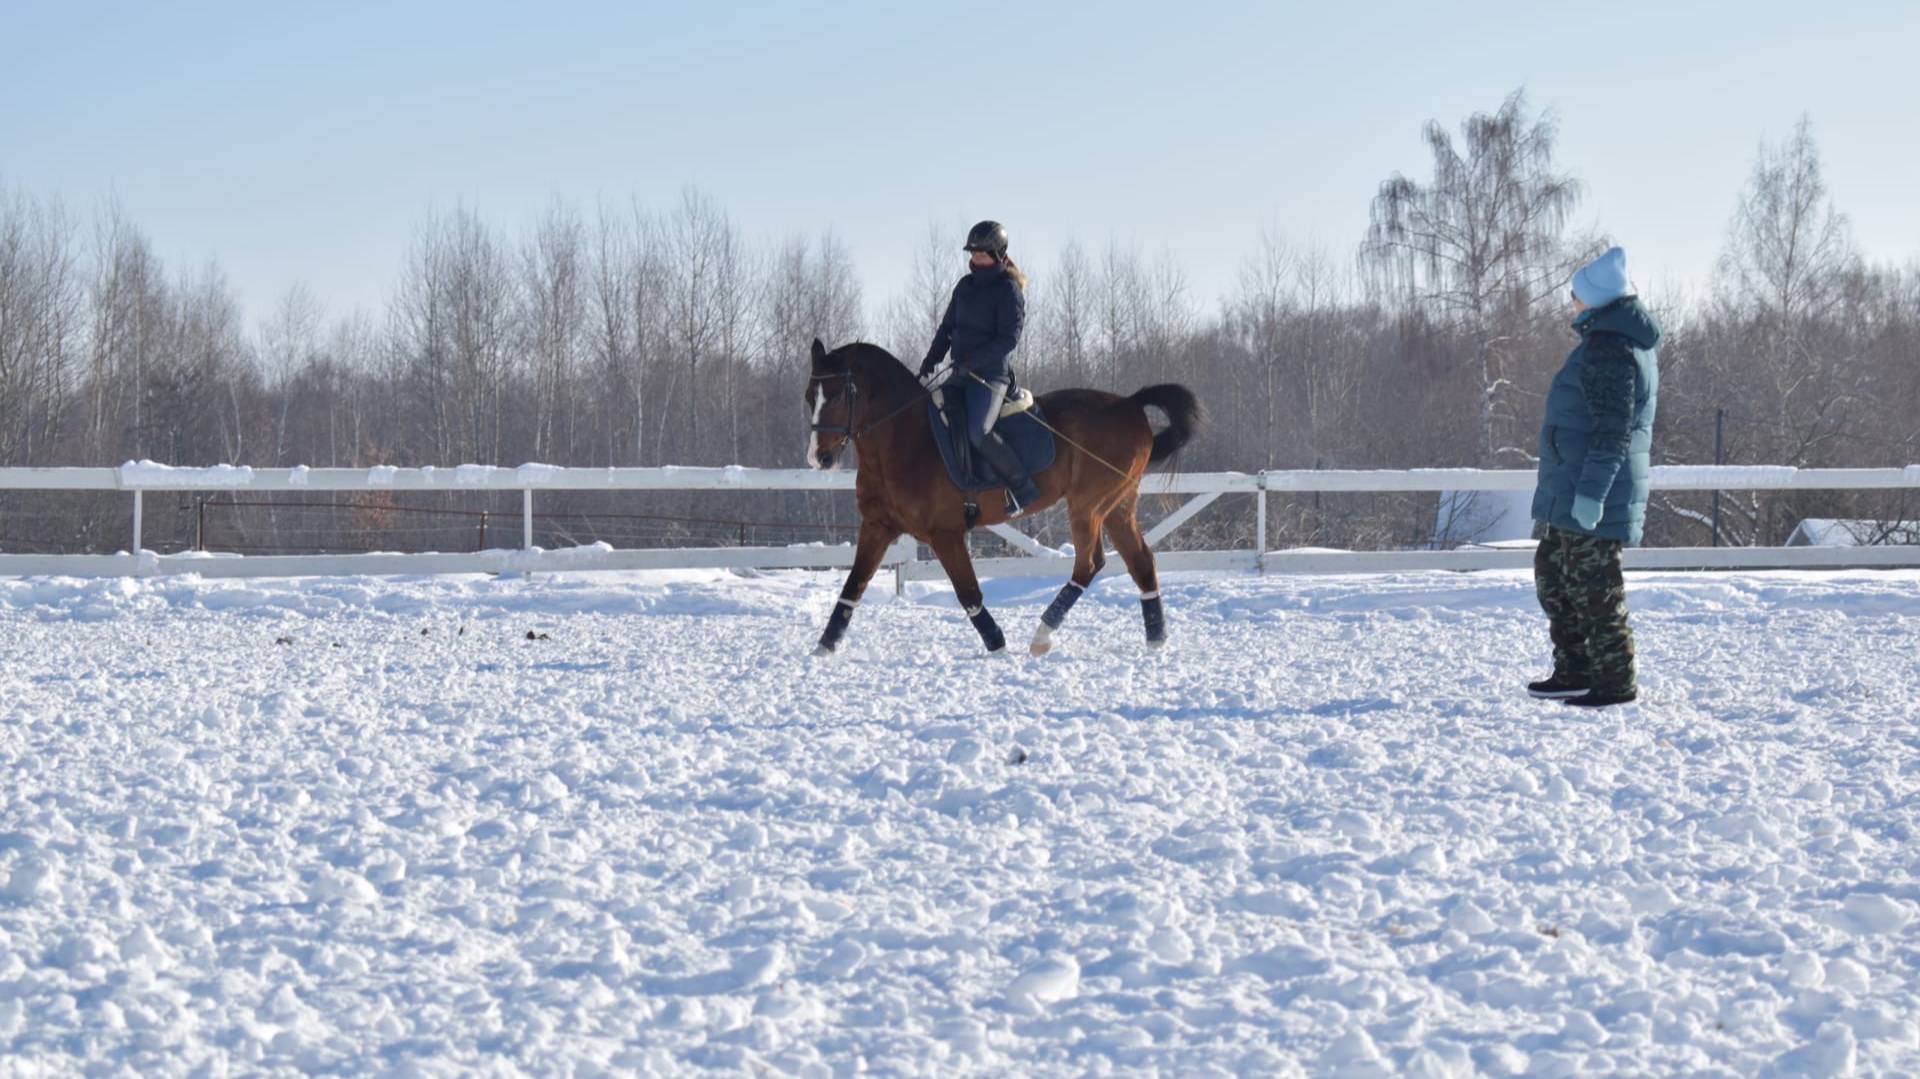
[1,565,1917,1076]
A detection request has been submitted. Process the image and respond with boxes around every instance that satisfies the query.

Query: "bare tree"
[0,188,82,464]
[1364,90,1588,464]
[522,201,585,461]
[87,202,169,461]
[879,220,960,363]
[1228,232,1295,469]
[388,208,513,462]
[810,230,863,349]
[1661,118,1877,544]
[1027,238,1093,385]
[1718,116,1857,329]
[1226,238,1365,472]
[587,200,673,466]
[1139,254,1194,386]
[588,202,636,464]
[161,262,252,464]
[258,283,322,463]
[1095,242,1144,389]
[312,311,377,466]
[388,215,446,460]
[1293,244,1359,464]
[660,189,752,462]
[764,230,863,366]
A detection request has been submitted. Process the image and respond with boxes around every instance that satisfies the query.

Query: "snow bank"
[118,460,255,488]
[515,462,563,485]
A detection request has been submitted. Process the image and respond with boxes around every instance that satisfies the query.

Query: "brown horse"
[805,338,1202,656]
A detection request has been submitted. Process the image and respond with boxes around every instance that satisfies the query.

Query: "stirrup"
[1003,485,1038,518]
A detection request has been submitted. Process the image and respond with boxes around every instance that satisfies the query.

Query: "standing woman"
[1528,246,1662,708]
[919,220,1040,514]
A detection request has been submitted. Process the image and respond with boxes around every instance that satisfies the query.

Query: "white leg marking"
[1029,622,1053,656]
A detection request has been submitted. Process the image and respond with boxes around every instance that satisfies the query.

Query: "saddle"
[926,381,1056,495]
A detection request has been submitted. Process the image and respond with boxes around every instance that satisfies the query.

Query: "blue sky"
[5,1,1915,326]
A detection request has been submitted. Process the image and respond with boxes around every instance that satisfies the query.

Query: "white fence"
[1,463,1917,582]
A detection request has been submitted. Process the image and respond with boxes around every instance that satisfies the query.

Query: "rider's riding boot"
[941,395,973,479]
[973,429,1040,514]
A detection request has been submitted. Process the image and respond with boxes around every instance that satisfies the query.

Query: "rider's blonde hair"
[1002,255,1027,292]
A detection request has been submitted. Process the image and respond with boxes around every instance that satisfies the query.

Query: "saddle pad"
[927,397,1058,493]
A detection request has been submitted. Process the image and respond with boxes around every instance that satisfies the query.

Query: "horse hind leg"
[1030,505,1104,656]
[1103,497,1166,648]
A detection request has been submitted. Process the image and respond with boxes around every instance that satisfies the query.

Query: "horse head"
[805,338,854,470]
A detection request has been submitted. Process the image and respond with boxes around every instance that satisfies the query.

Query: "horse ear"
[810,338,827,367]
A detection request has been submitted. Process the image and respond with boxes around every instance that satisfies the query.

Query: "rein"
[809,368,935,444]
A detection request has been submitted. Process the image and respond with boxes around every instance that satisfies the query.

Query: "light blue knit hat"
[1572,247,1631,307]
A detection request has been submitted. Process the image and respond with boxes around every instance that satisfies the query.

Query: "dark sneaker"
[1528,673,1591,700]
[1565,688,1637,708]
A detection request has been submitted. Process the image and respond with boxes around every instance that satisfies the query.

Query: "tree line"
[2,92,1914,555]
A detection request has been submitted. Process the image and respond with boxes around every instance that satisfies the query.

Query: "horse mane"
[838,341,920,401]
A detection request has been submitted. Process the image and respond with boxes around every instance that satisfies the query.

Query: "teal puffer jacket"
[1531,296,1662,545]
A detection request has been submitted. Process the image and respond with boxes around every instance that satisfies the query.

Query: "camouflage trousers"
[1534,526,1636,694]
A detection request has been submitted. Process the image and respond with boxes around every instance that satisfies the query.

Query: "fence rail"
[1,464,1916,582]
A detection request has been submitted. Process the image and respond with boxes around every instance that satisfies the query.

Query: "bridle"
[807,369,860,441]
[808,366,938,447]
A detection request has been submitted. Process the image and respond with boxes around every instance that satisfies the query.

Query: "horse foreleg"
[928,530,1005,653]
[814,521,900,656]
[1030,506,1105,656]
[1104,498,1166,648]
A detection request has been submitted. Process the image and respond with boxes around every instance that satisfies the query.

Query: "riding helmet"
[963,221,1009,258]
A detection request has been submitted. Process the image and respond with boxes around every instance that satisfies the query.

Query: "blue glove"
[1571,494,1604,530]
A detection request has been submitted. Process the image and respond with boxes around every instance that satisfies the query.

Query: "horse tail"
[1129,384,1203,467]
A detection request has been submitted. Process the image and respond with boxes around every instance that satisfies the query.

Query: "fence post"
[132,490,144,554]
[1312,456,1323,518]
[522,489,534,581]
[1711,408,1725,547]
[196,498,206,552]
[1255,479,1268,575]
[478,510,489,552]
[892,535,914,596]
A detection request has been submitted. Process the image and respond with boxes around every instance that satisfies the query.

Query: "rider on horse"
[918,220,1040,515]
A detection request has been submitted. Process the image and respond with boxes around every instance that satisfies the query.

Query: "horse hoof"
[812,644,835,658]
[1030,640,1052,657]
[1145,636,1167,650]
